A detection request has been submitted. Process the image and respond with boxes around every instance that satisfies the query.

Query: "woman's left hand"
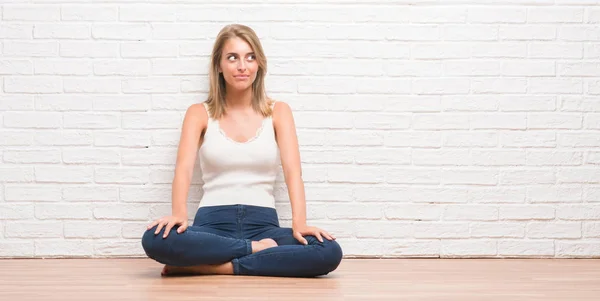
[292,224,336,245]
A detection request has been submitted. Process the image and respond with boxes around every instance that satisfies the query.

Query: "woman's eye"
[247,55,256,61]
[228,55,236,61]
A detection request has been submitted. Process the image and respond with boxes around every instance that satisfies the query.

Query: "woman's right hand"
[147,215,189,238]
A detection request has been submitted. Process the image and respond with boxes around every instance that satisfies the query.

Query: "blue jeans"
[141,204,343,277]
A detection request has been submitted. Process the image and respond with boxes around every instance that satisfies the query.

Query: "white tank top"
[197,101,280,209]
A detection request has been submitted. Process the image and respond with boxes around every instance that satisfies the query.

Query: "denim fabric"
[141,204,343,277]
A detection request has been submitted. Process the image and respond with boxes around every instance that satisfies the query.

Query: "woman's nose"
[237,60,246,71]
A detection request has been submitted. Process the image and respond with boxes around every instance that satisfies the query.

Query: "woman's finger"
[154,221,166,235]
[177,221,188,233]
[313,230,323,243]
[163,221,175,238]
[294,231,308,245]
[321,230,334,241]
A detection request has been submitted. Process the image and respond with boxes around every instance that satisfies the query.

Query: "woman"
[141,24,343,277]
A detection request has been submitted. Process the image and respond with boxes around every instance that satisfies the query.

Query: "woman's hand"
[292,223,336,245]
[147,215,189,238]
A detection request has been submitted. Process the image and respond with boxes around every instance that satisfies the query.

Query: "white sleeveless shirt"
[197,101,280,209]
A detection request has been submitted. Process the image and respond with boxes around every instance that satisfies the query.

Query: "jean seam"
[232,258,240,275]
[245,239,252,255]
[180,228,239,240]
[238,244,320,262]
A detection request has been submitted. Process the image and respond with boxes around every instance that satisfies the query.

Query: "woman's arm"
[272,101,335,244]
[171,103,207,217]
[272,101,307,227]
[147,103,207,237]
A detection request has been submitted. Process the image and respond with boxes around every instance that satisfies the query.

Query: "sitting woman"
[141,24,343,277]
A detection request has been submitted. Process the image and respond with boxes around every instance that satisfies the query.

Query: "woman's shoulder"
[269,99,294,126]
[269,98,291,113]
[187,102,209,117]
[181,102,209,130]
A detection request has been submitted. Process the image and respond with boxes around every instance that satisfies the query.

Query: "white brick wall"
[1,0,599,259]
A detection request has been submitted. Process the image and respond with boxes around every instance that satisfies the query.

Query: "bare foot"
[251,238,278,254]
[161,262,234,276]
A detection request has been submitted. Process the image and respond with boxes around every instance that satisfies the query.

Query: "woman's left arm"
[272,101,335,244]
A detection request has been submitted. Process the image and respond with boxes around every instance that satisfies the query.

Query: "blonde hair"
[205,24,273,119]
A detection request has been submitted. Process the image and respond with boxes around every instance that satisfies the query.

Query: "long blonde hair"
[205,24,273,119]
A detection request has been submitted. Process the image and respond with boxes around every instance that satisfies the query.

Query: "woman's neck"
[224,88,253,110]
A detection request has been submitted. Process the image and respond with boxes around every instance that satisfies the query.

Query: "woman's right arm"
[147,103,208,237]
[171,103,207,217]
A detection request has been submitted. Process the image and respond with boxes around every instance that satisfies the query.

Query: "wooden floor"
[0,258,599,301]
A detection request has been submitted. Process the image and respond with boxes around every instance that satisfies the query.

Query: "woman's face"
[219,37,259,92]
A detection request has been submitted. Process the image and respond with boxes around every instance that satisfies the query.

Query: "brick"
[63,186,118,202]
[64,221,121,238]
[558,168,600,183]
[35,240,94,257]
[5,222,63,238]
[3,41,58,57]
[355,221,413,239]
[61,5,118,21]
[3,5,60,21]
[530,42,583,58]
[35,95,93,111]
[527,222,582,239]
[470,222,525,238]
[556,242,600,257]
[556,205,600,220]
[63,78,121,93]
[498,240,555,257]
[500,205,555,220]
[60,42,119,58]
[0,24,33,39]
[34,130,93,146]
[5,185,61,201]
[501,170,555,185]
[442,240,497,257]
[4,149,61,163]
[0,204,35,220]
[93,204,149,221]
[92,24,151,40]
[500,132,556,147]
[468,8,526,23]
[34,59,91,76]
[0,242,35,257]
[35,204,93,220]
[35,166,93,184]
[443,205,499,221]
[0,167,34,182]
[528,7,584,23]
[4,77,61,93]
[62,148,120,164]
[526,150,583,166]
[384,240,440,257]
[414,222,470,239]
[94,131,151,147]
[94,59,151,76]
[442,96,498,111]
[34,24,90,39]
[95,167,150,184]
[0,59,33,75]
[384,204,442,220]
